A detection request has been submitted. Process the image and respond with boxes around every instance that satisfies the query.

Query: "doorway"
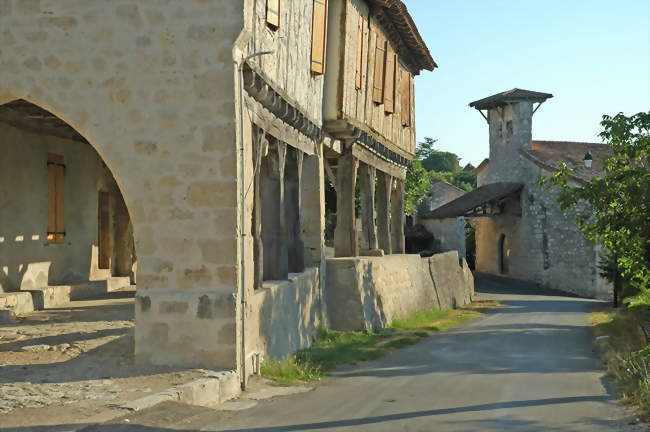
[498,234,509,274]
[98,191,111,270]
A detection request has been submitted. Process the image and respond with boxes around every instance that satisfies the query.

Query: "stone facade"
[471,92,612,299]
[0,0,445,386]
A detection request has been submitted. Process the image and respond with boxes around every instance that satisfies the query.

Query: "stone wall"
[475,153,612,299]
[0,0,244,368]
[326,252,473,331]
[248,267,321,360]
[420,218,466,258]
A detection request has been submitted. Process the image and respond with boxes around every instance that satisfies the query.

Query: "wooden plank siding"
[338,0,415,158]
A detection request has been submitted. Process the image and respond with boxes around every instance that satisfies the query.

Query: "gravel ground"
[0,293,210,430]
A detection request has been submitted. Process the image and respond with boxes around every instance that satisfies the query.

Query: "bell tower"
[469,89,553,184]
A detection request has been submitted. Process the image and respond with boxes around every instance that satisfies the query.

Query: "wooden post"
[334,153,359,257]
[358,163,377,251]
[376,170,392,254]
[391,178,405,254]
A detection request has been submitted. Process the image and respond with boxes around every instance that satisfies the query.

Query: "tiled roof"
[469,89,553,110]
[421,182,523,219]
[368,0,437,71]
[522,140,612,184]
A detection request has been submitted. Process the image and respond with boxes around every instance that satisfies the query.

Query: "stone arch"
[0,95,135,221]
[0,98,137,290]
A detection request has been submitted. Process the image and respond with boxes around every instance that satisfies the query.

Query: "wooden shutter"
[266,0,280,30]
[384,47,396,113]
[401,68,411,126]
[47,154,65,243]
[372,36,386,104]
[355,14,364,89]
[310,0,328,75]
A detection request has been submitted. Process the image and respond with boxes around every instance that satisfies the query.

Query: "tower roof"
[469,88,553,110]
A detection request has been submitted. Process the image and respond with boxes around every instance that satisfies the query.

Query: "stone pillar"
[261,140,288,280]
[376,171,392,254]
[390,178,405,254]
[358,163,377,251]
[334,153,358,257]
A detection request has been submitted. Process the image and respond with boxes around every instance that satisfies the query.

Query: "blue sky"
[405,0,650,166]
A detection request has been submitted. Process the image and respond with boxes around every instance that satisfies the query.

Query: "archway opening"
[498,233,509,274]
[0,100,148,416]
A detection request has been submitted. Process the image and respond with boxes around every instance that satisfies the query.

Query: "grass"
[261,300,499,386]
[591,302,650,421]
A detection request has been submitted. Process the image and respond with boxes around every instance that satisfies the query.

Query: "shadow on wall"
[253,267,321,360]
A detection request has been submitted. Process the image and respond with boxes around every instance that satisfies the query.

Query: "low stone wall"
[326,251,474,331]
[249,267,321,360]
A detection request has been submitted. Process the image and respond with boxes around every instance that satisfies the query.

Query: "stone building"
[415,181,467,258]
[425,89,612,299]
[0,0,444,384]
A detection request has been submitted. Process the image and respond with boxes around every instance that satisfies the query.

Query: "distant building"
[415,182,467,258]
[423,89,612,299]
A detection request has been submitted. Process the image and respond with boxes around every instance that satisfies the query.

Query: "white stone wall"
[326,252,474,331]
[0,0,245,367]
[246,0,326,126]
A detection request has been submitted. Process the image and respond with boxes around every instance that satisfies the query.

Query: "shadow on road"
[3,395,618,432]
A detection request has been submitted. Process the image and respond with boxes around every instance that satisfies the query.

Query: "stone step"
[0,291,36,320]
[107,276,131,292]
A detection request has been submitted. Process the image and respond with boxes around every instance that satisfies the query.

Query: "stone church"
[423,89,612,299]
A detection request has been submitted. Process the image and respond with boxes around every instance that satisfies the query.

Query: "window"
[372,35,386,104]
[47,154,65,243]
[310,0,328,75]
[266,0,280,30]
[383,46,396,113]
[400,68,412,127]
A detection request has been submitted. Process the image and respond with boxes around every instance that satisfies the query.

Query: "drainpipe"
[235,50,273,390]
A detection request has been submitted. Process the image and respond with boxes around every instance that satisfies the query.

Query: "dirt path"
[0,292,209,430]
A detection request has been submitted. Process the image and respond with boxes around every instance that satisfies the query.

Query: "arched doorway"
[498,233,509,274]
[0,99,136,292]
[0,99,144,417]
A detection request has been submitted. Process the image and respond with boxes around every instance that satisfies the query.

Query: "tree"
[416,137,460,172]
[405,159,432,216]
[541,111,650,305]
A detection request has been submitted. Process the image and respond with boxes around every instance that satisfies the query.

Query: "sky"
[404,0,650,167]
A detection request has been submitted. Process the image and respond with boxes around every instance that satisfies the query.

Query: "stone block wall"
[0,0,245,368]
[247,267,321,360]
[475,161,612,299]
[326,252,474,331]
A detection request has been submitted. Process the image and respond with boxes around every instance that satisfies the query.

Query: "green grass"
[261,300,499,386]
[591,302,650,421]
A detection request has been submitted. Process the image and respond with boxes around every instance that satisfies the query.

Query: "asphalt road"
[80,275,631,432]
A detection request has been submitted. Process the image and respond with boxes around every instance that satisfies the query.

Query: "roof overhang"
[421,182,524,219]
[368,0,437,72]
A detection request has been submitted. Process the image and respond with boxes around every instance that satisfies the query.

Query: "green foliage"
[417,137,461,173]
[591,304,650,419]
[262,301,498,385]
[405,159,433,215]
[404,138,477,215]
[540,111,650,304]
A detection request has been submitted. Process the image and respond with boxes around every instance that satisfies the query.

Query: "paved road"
[82,276,631,432]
